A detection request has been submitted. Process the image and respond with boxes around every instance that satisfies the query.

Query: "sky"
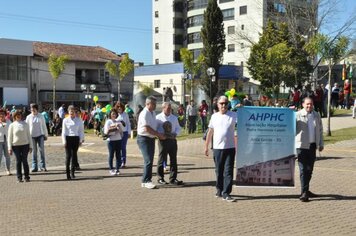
[0,0,153,64]
[0,0,355,66]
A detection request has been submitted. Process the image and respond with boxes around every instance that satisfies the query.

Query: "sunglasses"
[219,102,229,106]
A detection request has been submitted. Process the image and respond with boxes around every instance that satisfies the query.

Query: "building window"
[187,0,208,11]
[227,26,235,34]
[99,69,105,82]
[155,27,159,33]
[228,62,235,65]
[219,0,234,3]
[155,59,159,64]
[187,15,204,27]
[155,11,159,18]
[187,32,202,44]
[219,80,229,91]
[191,49,202,60]
[174,34,184,45]
[155,43,159,50]
[241,24,244,30]
[240,6,247,15]
[0,55,27,81]
[222,8,234,21]
[228,44,235,52]
[154,80,160,88]
[240,43,245,49]
[241,61,244,67]
[174,50,181,61]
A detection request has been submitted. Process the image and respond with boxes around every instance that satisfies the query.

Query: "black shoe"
[307,191,318,198]
[71,173,76,179]
[40,168,48,172]
[17,179,24,183]
[170,179,183,185]
[215,191,222,198]
[299,192,309,202]
[67,176,72,180]
[24,178,30,182]
[31,169,38,173]
[157,179,168,185]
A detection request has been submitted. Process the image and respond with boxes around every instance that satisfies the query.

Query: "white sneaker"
[109,170,116,176]
[141,182,156,189]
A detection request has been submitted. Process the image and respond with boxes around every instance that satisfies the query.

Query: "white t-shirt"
[156,112,181,136]
[104,119,124,141]
[137,107,157,138]
[208,110,237,149]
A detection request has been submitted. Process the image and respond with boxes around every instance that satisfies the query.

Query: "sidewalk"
[0,114,355,235]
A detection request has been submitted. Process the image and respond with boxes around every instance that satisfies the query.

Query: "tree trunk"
[326,63,332,136]
[117,78,121,103]
[53,79,56,117]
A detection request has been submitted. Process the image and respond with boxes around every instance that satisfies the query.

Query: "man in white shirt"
[204,96,237,202]
[137,96,165,189]
[156,102,183,185]
[295,97,324,202]
[26,103,49,172]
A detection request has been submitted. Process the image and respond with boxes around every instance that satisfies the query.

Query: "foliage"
[180,48,205,99]
[247,21,312,96]
[200,0,226,99]
[138,82,154,97]
[105,54,134,102]
[48,54,68,80]
[304,33,349,136]
[47,53,68,111]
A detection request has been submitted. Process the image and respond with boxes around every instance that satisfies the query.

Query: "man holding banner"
[296,97,324,202]
[204,96,237,202]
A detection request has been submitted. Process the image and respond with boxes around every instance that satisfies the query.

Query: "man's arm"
[204,128,213,156]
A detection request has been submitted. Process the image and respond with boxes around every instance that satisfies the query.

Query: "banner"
[236,107,296,187]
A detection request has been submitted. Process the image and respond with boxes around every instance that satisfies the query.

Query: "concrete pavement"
[0,113,355,235]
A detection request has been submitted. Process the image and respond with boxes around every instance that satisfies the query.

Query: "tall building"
[152,0,316,84]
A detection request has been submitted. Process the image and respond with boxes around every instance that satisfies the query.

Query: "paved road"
[0,114,355,235]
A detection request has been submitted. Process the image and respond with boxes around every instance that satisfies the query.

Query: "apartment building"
[152,0,316,90]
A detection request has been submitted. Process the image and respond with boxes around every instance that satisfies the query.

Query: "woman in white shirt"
[104,109,124,175]
[7,110,33,183]
[0,109,12,175]
[115,102,131,168]
[62,106,84,180]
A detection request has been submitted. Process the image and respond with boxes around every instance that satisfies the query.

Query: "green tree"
[200,0,225,100]
[48,53,68,112]
[247,21,312,100]
[105,54,134,102]
[305,33,349,136]
[179,48,204,101]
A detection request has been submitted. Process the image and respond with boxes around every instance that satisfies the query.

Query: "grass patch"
[323,126,356,145]
[332,109,352,116]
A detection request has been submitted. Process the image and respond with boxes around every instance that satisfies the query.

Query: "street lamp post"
[181,73,189,106]
[81,84,96,112]
[207,67,216,113]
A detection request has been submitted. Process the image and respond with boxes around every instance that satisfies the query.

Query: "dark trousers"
[213,148,235,197]
[121,131,129,165]
[201,116,208,133]
[12,144,30,181]
[137,135,155,183]
[297,143,316,194]
[65,136,80,178]
[188,116,197,133]
[157,139,178,182]
[107,139,122,170]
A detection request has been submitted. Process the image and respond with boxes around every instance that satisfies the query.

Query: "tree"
[179,48,204,101]
[200,0,226,101]
[105,54,134,102]
[48,53,68,113]
[305,33,349,136]
[247,21,312,100]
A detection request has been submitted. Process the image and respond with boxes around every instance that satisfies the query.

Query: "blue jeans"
[12,144,30,180]
[0,140,11,171]
[137,135,155,183]
[107,140,122,171]
[213,148,235,197]
[297,143,316,193]
[32,135,46,170]
[121,131,129,165]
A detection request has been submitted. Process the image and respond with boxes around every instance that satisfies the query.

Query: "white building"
[152,0,316,93]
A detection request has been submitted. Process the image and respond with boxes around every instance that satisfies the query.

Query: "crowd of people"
[0,80,354,203]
